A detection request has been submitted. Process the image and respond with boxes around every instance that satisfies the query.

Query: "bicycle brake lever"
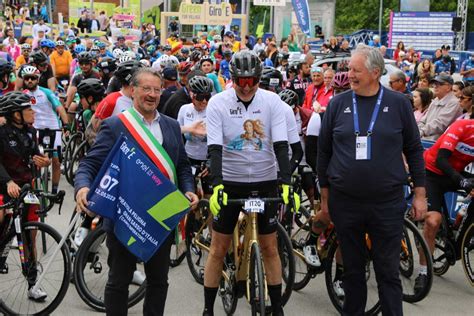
[218,189,223,206]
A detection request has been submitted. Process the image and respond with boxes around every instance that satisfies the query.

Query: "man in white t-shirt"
[202,50,299,316]
[32,19,51,38]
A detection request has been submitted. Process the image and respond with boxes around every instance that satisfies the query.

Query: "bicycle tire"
[249,242,266,316]
[73,227,146,312]
[275,222,295,306]
[433,220,452,276]
[0,221,71,316]
[170,223,186,268]
[324,238,381,315]
[399,225,414,278]
[461,222,474,286]
[220,253,238,315]
[185,199,211,285]
[400,218,433,303]
[68,140,88,185]
[63,133,83,185]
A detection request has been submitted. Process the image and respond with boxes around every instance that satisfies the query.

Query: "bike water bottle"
[454,202,469,229]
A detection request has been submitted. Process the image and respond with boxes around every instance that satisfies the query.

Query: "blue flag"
[291,0,311,36]
[87,135,190,262]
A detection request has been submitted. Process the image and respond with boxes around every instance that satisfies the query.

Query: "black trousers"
[104,232,173,316]
[328,188,405,316]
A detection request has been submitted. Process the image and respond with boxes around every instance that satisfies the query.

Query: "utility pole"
[455,0,468,51]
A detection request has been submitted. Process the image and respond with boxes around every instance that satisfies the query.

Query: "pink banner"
[113,14,135,21]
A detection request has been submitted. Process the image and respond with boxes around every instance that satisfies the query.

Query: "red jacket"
[303,83,325,111]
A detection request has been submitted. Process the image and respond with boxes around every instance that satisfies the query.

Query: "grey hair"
[131,67,162,87]
[392,69,407,82]
[351,43,385,78]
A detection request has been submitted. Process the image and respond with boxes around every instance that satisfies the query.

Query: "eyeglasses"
[24,76,38,81]
[38,62,47,67]
[388,80,400,85]
[79,62,91,66]
[459,95,472,100]
[235,76,260,88]
[194,93,211,102]
[138,86,162,94]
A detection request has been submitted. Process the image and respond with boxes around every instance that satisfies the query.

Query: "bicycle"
[0,184,70,315]
[63,110,88,186]
[432,189,474,285]
[73,225,146,312]
[215,192,294,315]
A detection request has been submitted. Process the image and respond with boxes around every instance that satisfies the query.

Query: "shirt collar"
[134,108,161,124]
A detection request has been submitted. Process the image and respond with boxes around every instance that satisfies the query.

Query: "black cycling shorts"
[189,158,212,195]
[425,170,459,212]
[212,181,279,235]
[298,165,314,192]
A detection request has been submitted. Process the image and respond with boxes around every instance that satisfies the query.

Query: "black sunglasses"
[24,76,38,81]
[194,93,211,102]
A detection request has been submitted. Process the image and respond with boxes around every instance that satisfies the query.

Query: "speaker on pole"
[452,17,462,32]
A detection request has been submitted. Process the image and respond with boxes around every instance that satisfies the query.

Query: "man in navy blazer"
[75,68,198,316]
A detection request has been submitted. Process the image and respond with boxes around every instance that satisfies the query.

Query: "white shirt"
[32,24,52,38]
[111,95,133,117]
[253,43,266,53]
[207,88,288,183]
[177,103,207,161]
[281,102,299,144]
[134,109,163,144]
[306,112,321,137]
[2,38,17,46]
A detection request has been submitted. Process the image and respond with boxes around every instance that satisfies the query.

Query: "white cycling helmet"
[112,48,124,58]
[122,50,136,60]
[55,40,65,47]
[118,53,134,64]
[139,59,151,67]
[20,65,40,77]
[21,43,31,50]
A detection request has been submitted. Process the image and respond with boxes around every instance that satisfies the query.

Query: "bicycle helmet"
[96,41,107,49]
[21,43,31,50]
[188,76,213,94]
[90,45,100,53]
[0,91,32,116]
[230,50,263,78]
[115,60,144,85]
[178,61,193,75]
[0,59,13,76]
[190,50,202,63]
[96,57,117,74]
[140,59,151,67]
[74,44,86,54]
[147,45,156,54]
[278,89,299,108]
[77,78,105,102]
[66,37,77,46]
[260,66,283,90]
[122,50,137,60]
[159,55,179,69]
[332,72,350,90]
[112,48,124,58]
[118,53,135,64]
[40,39,56,49]
[163,44,172,51]
[55,40,65,47]
[29,51,48,65]
[181,47,190,55]
[77,51,93,64]
[19,65,40,78]
[222,50,233,57]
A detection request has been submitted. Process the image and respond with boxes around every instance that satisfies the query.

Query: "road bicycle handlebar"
[0,184,65,215]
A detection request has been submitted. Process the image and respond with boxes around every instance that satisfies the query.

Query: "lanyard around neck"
[352,87,384,136]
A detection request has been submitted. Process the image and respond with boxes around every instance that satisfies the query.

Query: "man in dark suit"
[75,67,198,316]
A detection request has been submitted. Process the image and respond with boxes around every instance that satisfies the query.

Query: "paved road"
[47,181,473,316]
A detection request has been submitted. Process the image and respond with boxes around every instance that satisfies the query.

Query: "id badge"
[355,136,371,160]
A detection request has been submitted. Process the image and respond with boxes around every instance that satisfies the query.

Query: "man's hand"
[32,154,51,168]
[188,120,206,137]
[185,191,199,209]
[209,184,227,216]
[7,180,20,198]
[76,187,96,217]
[411,187,427,221]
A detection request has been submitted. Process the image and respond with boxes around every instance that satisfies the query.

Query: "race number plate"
[244,199,265,213]
[24,192,40,205]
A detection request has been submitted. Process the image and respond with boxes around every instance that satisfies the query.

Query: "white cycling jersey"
[306,112,322,137]
[25,87,61,130]
[177,103,208,161]
[111,94,133,116]
[207,88,288,183]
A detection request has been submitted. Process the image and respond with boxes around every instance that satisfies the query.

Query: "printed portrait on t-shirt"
[226,119,265,151]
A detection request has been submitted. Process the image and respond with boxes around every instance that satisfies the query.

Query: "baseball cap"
[430,73,454,85]
[224,31,234,38]
[117,36,125,41]
[162,67,177,81]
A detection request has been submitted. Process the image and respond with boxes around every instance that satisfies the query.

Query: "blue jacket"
[74,113,195,231]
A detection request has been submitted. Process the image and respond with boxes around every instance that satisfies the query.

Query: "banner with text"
[291,0,311,36]
[87,136,190,262]
[254,0,285,7]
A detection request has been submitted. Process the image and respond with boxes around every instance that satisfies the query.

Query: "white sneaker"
[333,280,345,298]
[74,227,90,247]
[11,236,18,248]
[28,286,48,301]
[132,270,145,285]
[303,245,321,267]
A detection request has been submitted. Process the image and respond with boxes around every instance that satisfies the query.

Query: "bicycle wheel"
[0,221,71,316]
[185,200,211,285]
[170,220,186,268]
[73,227,146,312]
[400,218,433,303]
[68,140,88,184]
[249,242,266,316]
[324,239,381,315]
[289,229,313,291]
[461,223,474,286]
[63,133,82,185]
[275,222,295,306]
[219,253,238,315]
[433,221,453,276]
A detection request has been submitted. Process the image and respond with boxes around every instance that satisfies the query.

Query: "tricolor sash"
[118,108,178,184]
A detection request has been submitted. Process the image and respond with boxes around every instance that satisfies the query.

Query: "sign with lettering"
[253,0,286,7]
[179,1,233,25]
[87,136,190,262]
